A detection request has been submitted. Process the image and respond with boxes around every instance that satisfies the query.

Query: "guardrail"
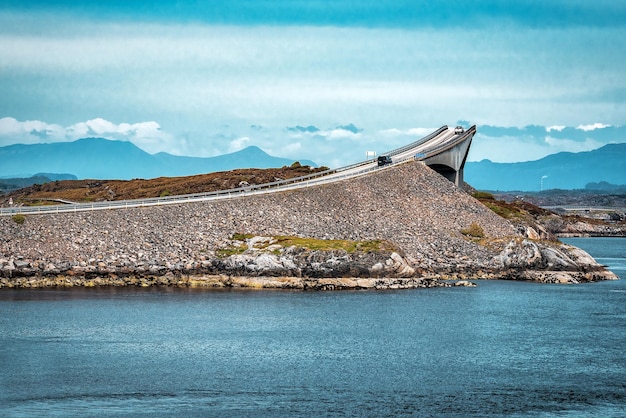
[417,125,476,160]
[0,125,454,216]
[0,161,392,215]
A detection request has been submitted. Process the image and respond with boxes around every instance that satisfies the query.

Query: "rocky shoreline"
[0,236,616,289]
[0,270,615,290]
[0,274,451,290]
[0,162,619,289]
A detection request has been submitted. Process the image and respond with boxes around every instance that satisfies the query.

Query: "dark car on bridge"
[377,155,392,166]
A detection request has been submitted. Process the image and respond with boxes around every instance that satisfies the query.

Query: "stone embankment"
[0,162,617,289]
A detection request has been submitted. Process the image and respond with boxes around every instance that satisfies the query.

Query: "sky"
[1,1,625,168]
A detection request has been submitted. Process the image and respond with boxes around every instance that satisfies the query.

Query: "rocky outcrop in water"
[0,162,617,289]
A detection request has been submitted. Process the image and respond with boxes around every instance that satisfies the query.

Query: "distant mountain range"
[0,138,317,180]
[465,143,626,191]
[2,137,623,191]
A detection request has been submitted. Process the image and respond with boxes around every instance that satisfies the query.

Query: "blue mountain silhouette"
[465,143,626,191]
[0,138,317,180]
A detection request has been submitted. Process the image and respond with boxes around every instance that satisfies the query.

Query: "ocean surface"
[1,237,624,417]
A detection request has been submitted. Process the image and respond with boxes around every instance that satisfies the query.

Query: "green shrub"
[231,233,254,241]
[216,246,247,258]
[483,201,518,219]
[12,214,25,225]
[290,161,302,168]
[461,222,484,238]
[216,234,400,258]
[215,233,253,257]
[272,236,390,253]
[160,190,171,197]
[471,191,495,200]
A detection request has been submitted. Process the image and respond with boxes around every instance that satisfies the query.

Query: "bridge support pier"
[422,126,475,188]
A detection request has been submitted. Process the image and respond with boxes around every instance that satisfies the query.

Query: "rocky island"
[0,161,618,289]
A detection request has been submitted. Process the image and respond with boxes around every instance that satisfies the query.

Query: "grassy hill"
[2,164,327,205]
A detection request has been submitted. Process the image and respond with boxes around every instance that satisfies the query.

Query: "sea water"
[0,238,624,417]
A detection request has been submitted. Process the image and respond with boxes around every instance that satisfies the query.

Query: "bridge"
[0,124,476,216]
[394,125,475,187]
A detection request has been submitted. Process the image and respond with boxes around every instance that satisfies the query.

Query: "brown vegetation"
[3,165,328,205]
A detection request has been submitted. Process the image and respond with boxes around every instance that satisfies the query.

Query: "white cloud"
[281,142,302,154]
[576,123,611,131]
[0,117,26,136]
[379,128,403,136]
[546,125,565,132]
[130,121,162,138]
[379,127,434,137]
[228,136,251,153]
[325,128,362,140]
[284,125,364,141]
[0,117,66,143]
[65,118,166,141]
[543,136,604,153]
[0,117,174,154]
[406,128,434,136]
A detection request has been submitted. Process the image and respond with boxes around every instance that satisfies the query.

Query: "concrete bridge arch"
[421,125,475,188]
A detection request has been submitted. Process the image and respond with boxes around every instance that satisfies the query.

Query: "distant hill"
[32,173,78,181]
[465,143,626,191]
[0,138,317,180]
[585,181,626,192]
[0,173,78,193]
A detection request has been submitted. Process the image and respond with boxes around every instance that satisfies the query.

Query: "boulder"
[386,252,416,277]
[497,239,601,272]
[498,239,543,268]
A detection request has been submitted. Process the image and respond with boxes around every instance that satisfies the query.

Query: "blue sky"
[1,1,625,167]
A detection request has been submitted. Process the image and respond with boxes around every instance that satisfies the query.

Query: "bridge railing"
[0,162,393,215]
[416,125,476,160]
[0,167,339,216]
